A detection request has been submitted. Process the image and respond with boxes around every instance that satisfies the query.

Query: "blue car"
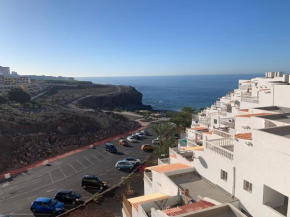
[115,160,134,170]
[30,197,65,215]
[105,143,117,153]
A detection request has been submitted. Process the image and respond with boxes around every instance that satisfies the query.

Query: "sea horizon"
[77,73,264,111]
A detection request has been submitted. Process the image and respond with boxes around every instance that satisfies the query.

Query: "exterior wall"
[193,148,234,195]
[234,129,290,217]
[151,171,178,196]
[144,175,153,195]
[274,85,290,108]
[234,117,252,134]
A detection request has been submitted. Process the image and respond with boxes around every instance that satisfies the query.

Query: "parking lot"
[0,125,156,216]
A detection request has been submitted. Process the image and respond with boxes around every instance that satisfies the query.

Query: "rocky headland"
[0,82,150,174]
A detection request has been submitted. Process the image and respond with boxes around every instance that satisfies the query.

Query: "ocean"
[77,74,263,111]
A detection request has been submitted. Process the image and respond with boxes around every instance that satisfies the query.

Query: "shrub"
[7,89,31,104]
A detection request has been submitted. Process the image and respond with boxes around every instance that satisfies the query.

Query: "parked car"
[119,139,129,146]
[141,130,152,136]
[127,136,137,143]
[115,160,134,170]
[0,215,12,217]
[81,175,107,190]
[134,133,146,139]
[132,134,142,140]
[141,144,154,151]
[105,143,117,153]
[123,157,140,165]
[54,189,82,205]
[30,197,65,215]
[152,138,160,144]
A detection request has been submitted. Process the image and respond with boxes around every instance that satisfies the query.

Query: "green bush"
[7,89,31,104]
[0,95,8,104]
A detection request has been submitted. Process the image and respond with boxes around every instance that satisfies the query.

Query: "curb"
[0,125,147,181]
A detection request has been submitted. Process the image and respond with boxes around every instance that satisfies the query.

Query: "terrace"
[259,125,290,139]
[169,172,237,204]
[204,136,234,160]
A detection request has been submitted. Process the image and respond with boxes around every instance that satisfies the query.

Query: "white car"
[152,138,160,144]
[123,157,141,165]
[127,136,137,143]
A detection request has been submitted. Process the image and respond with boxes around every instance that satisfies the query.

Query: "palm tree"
[152,123,175,146]
[182,106,196,115]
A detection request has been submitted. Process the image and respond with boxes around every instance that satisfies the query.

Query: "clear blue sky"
[1,0,290,77]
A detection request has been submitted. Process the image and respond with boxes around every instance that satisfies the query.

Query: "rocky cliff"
[77,85,152,111]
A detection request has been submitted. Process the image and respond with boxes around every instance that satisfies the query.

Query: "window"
[214,119,217,124]
[220,170,227,181]
[243,180,252,193]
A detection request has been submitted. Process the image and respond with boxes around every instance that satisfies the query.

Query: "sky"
[0,0,290,77]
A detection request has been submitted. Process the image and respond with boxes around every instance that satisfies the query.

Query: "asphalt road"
[0,125,156,217]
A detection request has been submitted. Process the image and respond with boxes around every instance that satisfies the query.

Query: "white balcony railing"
[212,129,233,139]
[210,138,234,146]
[205,140,233,160]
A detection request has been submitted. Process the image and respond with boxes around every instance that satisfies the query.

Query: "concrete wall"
[234,129,290,217]
[274,85,290,108]
[193,146,234,195]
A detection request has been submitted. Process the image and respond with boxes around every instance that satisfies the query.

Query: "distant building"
[0,66,10,76]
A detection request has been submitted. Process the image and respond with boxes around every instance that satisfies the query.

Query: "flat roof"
[253,106,290,113]
[146,163,191,173]
[128,192,170,211]
[235,133,252,140]
[169,172,236,204]
[260,125,290,139]
[181,146,204,151]
[163,200,215,216]
[180,204,248,217]
[235,113,272,118]
[255,113,290,124]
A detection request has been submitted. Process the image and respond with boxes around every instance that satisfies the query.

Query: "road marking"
[97,151,108,159]
[90,154,100,161]
[49,171,54,183]
[46,187,57,193]
[69,163,78,173]
[59,167,67,178]
[34,180,42,184]
[77,160,86,169]
[84,156,94,165]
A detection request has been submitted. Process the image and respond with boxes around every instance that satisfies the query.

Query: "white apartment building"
[123,71,290,217]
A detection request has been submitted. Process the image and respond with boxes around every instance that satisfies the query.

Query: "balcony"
[212,129,233,139]
[205,140,234,160]
[169,147,194,166]
[241,93,259,104]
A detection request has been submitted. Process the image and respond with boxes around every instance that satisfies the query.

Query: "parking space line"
[49,171,54,183]
[84,156,94,165]
[97,151,108,159]
[59,167,67,178]
[69,163,78,173]
[90,154,100,161]
[77,160,86,169]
